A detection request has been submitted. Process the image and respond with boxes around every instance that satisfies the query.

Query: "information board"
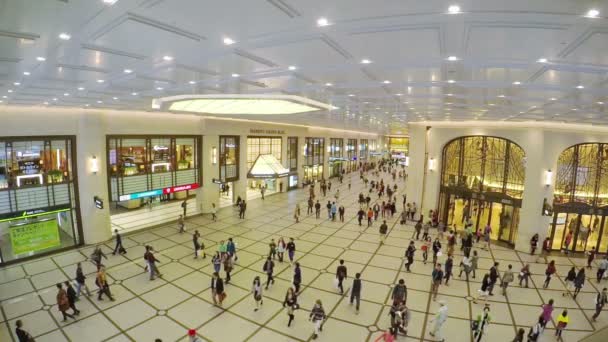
[10,219,61,255]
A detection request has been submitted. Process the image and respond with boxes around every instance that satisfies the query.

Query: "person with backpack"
[252,276,263,312]
[96,265,114,301]
[472,305,491,342]
[15,319,35,342]
[404,241,416,272]
[263,256,275,289]
[336,259,348,294]
[309,299,326,340]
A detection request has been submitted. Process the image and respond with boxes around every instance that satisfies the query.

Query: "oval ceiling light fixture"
[537,58,548,63]
[103,0,119,4]
[189,80,197,84]
[58,33,71,40]
[97,79,105,83]
[446,56,459,61]
[360,59,372,64]
[447,79,455,83]
[325,82,333,86]
[317,17,330,27]
[382,80,391,84]
[512,81,521,85]
[447,5,461,14]
[223,37,235,45]
[131,92,138,96]
[13,82,20,86]
[162,55,173,61]
[36,56,46,62]
[231,73,240,78]
[123,69,133,74]
[23,71,30,76]
[576,85,585,89]
[156,94,338,115]
[585,9,600,18]
[288,65,297,71]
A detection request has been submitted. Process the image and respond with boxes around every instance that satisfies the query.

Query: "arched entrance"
[437,136,525,245]
[549,143,608,253]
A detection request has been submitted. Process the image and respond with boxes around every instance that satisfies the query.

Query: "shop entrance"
[548,212,608,253]
[218,181,233,208]
[303,165,323,184]
[439,192,520,244]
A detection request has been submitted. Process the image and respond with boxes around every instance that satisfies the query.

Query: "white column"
[200,133,219,213]
[232,134,249,200]
[77,112,111,244]
[322,136,330,179]
[515,128,552,252]
[422,127,443,219]
[405,125,427,210]
[297,136,306,186]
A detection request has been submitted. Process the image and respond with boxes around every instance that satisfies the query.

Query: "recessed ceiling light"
[317,17,329,27]
[288,65,297,71]
[85,104,90,107]
[497,95,505,98]
[156,87,164,90]
[598,101,605,105]
[23,71,30,76]
[36,56,46,62]
[58,33,71,40]
[52,98,58,101]
[97,79,105,83]
[7,90,13,93]
[448,5,461,14]
[113,97,118,100]
[63,93,69,96]
[488,103,495,106]
[188,81,197,85]
[447,80,455,83]
[382,80,391,84]
[537,58,548,63]
[348,94,355,97]
[231,73,240,78]
[97,100,103,104]
[325,82,333,86]
[446,56,458,61]
[586,9,600,18]
[131,92,138,96]
[102,0,119,4]
[223,37,235,45]
[512,81,521,85]
[123,69,133,74]
[550,97,557,101]
[446,93,453,96]
[360,59,372,64]
[43,101,49,105]
[572,108,578,111]
[576,85,584,89]
[395,93,403,96]
[78,87,85,91]
[13,82,20,86]
[162,55,173,61]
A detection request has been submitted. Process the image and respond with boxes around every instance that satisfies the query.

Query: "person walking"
[178,214,185,233]
[501,264,514,296]
[15,320,34,342]
[56,283,76,322]
[540,299,554,329]
[573,267,585,299]
[315,200,321,218]
[444,256,453,285]
[392,279,407,304]
[473,273,491,305]
[326,201,332,219]
[429,300,448,341]
[519,264,531,288]
[512,328,525,342]
[543,260,556,288]
[193,230,204,259]
[252,276,263,311]
[537,237,551,263]
[459,255,472,281]
[413,221,422,240]
[357,207,365,226]
[277,237,286,262]
[263,256,275,289]
[404,241,416,272]
[210,203,217,221]
[422,236,431,264]
[144,246,162,280]
[218,240,228,258]
[283,287,298,327]
[336,259,347,294]
[307,197,314,215]
[90,246,107,268]
[592,287,608,321]
[287,238,296,264]
[597,256,608,282]
[471,250,479,279]
[181,199,188,217]
[555,309,569,340]
[530,233,539,255]
[330,202,337,221]
[64,281,80,315]
[368,208,374,227]
[488,262,500,296]
[379,220,388,244]
[294,204,301,223]
[269,239,277,260]
[350,273,362,313]
[96,265,114,301]
[112,229,126,255]
[75,262,91,297]
[223,253,233,284]
[212,252,221,274]
[527,316,543,342]
[563,266,576,296]
[309,300,326,340]
[587,246,596,269]
[472,305,491,342]
[210,272,225,306]
[293,262,302,293]
[239,200,247,219]
[432,238,442,265]
[339,205,345,222]
[431,263,444,301]
[226,237,237,262]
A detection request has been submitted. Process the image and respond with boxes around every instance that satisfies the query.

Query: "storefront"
[328,138,344,178]
[437,136,525,245]
[303,137,325,184]
[107,135,201,214]
[346,138,357,173]
[0,136,82,264]
[218,135,239,206]
[548,143,608,253]
[287,137,299,190]
[246,136,285,198]
[388,136,409,156]
[359,139,369,162]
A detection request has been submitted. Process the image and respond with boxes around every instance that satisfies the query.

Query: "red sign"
[163,183,199,194]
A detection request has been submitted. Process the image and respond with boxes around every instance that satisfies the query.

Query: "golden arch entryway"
[437,136,526,245]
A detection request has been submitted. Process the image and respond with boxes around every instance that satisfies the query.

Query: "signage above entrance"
[249,129,286,135]
[0,204,71,223]
[119,183,199,201]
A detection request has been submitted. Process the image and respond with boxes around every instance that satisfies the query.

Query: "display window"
[247,137,282,170]
[0,136,81,265]
[287,137,298,171]
[346,138,357,172]
[329,138,344,178]
[388,137,409,155]
[220,136,239,182]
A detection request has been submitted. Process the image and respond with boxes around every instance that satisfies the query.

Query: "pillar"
[232,134,249,200]
[77,112,112,244]
[405,125,427,211]
[199,131,219,212]
[322,136,330,180]
[297,135,306,187]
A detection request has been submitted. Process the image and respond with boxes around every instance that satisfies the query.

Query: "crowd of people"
[12,158,608,342]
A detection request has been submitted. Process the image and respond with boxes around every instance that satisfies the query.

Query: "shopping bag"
[437,250,443,258]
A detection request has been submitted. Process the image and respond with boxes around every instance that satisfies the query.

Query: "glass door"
[551,213,570,250]
[599,216,608,253]
[498,205,516,243]
[574,215,601,252]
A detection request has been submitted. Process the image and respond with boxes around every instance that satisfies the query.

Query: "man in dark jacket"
[391,279,407,304]
[336,259,348,294]
[489,262,500,296]
[112,229,126,255]
[211,272,225,306]
[405,241,416,272]
[64,281,80,315]
[350,273,362,312]
[263,256,275,289]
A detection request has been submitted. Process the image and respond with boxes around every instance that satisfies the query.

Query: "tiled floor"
[1,172,608,341]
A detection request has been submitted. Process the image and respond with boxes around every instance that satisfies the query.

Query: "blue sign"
[119,189,162,201]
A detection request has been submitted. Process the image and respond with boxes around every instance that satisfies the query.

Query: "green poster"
[10,219,61,255]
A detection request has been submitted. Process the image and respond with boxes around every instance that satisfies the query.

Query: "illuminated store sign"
[119,183,199,201]
[0,204,71,223]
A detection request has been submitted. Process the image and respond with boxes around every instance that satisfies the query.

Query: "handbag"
[437,250,443,258]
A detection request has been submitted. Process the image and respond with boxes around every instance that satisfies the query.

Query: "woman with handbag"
[56,283,76,322]
[15,320,35,342]
[252,276,263,311]
[283,287,298,327]
[309,299,326,340]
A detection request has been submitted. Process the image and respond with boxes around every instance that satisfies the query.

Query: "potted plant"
[47,169,64,183]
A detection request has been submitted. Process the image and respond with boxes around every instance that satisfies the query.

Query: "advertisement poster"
[10,219,61,255]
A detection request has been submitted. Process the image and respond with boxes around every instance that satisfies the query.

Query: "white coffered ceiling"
[1,0,607,134]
